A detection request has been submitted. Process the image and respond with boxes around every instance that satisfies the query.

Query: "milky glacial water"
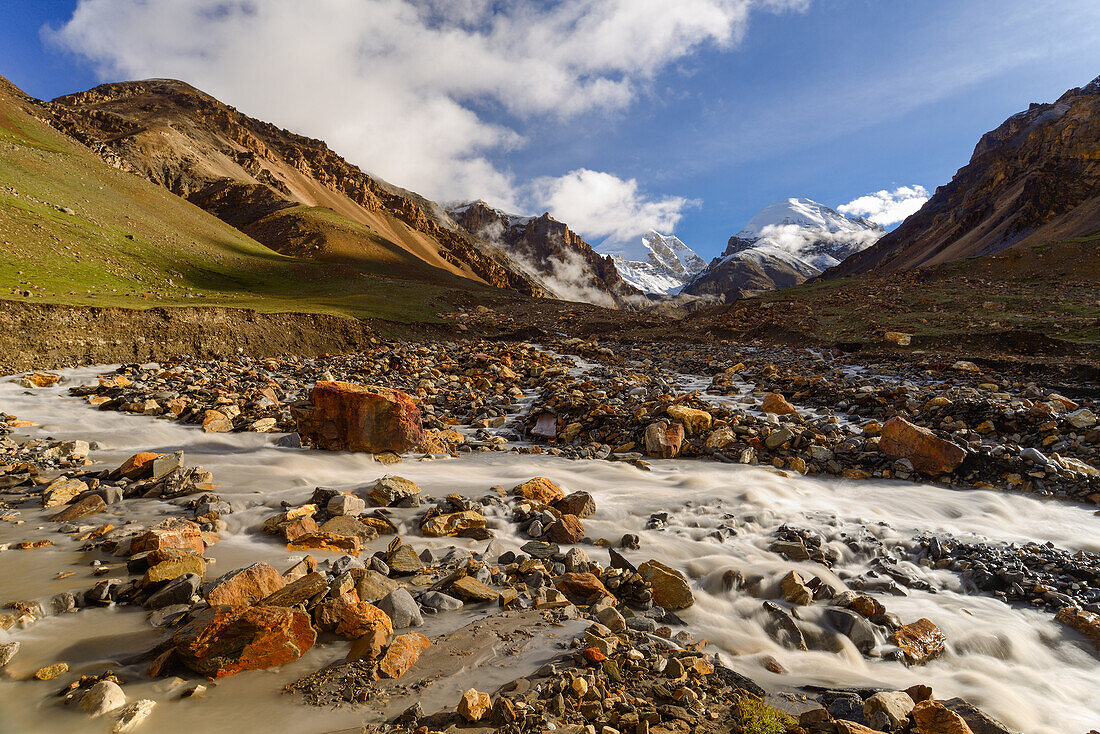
[0,367,1098,734]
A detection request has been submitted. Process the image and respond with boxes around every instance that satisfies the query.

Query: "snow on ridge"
[606,230,707,295]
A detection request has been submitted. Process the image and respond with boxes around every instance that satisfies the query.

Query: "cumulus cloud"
[527,169,699,251]
[838,185,929,226]
[45,0,800,212]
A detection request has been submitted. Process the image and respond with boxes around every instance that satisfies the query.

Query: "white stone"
[113,699,156,733]
[79,680,126,718]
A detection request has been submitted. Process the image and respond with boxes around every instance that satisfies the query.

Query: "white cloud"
[46,0,801,212]
[838,185,929,226]
[527,169,699,252]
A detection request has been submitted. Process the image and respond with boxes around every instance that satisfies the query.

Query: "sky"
[1,0,1098,261]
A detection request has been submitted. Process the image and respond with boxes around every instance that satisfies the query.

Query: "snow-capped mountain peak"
[605,230,706,295]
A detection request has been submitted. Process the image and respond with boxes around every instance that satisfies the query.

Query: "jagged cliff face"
[829,76,1100,278]
[447,201,642,307]
[48,79,543,295]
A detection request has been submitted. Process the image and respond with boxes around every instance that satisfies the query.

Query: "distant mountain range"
[604,231,708,295]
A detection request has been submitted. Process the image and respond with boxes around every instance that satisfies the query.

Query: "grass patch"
[734,698,796,734]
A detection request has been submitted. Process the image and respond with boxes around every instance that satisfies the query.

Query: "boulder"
[911,700,976,734]
[554,491,596,518]
[333,598,394,640]
[377,588,423,628]
[377,632,432,678]
[42,478,88,508]
[112,700,155,733]
[638,559,694,610]
[21,371,61,388]
[205,563,285,606]
[143,554,206,585]
[864,691,916,731]
[366,476,421,506]
[0,641,20,668]
[173,605,316,678]
[79,680,125,718]
[891,618,947,664]
[667,405,712,435]
[761,393,800,416]
[201,410,232,433]
[779,570,813,606]
[49,493,106,521]
[116,452,159,480]
[319,515,378,544]
[1056,606,1100,649]
[511,477,565,504]
[879,417,966,475]
[144,574,201,609]
[356,570,401,603]
[287,532,360,555]
[260,572,327,607]
[292,381,423,453]
[546,514,585,544]
[644,421,684,459]
[327,493,365,516]
[129,518,205,556]
[421,510,487,538]
[704,427,737,450]
[458,688,492,722]
[554,572,613,605]
[449,576,498,603]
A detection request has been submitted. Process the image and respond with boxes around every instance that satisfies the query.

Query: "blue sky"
[2,0,1098,261]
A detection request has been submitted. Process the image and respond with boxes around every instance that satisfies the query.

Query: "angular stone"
[173,605,315,678]
[327,493,366,516]
[202,410,232,433]
[0,641,19,668]
[554,573,613,606]
[449,576,498,602]
[421,510,487,538]
[205,563,285,606]
[644,422,684,459]
[378,632,432,678]
[334,599,394,640]
[112,700,156,733]
[34,662,69,680]
[879,417,966,475]
[366,476,421,507]
[143,554,206,585]
[761,393,800,416]
[865,691,916,732]
[42,477,88,508]
[546,514,585,544]
[1056,606,1100,649]
[49,493,106,521]
[129,518,205,556]
[779,570,813,606]
[21,371,61,388]
[356,570,401,603]
[145,574,201,609]
[260,572,327,607]
[554,491,596,518]
[911,700,976,734]
[704,427,737,450]
[420,591,463,613]
[458,688,492,722]
[667,405,712,435]
[292,382,424,453]
[639,559,694,610]
[79,680,125,718]
[387,544,424,575]
[511,477,565,504]
[892,618,947,664]
[287,532,360,555]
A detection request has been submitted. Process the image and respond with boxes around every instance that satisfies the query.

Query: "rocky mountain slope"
[684,198,882,299]
[828,75,1100,277]
[48,79,543,295]
[446,200,641,306]
[605,230,707,295]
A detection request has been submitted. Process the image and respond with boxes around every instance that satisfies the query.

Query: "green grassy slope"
[0,77,503,323]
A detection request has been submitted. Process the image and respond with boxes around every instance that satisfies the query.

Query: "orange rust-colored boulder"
[116,452,159,480]
[205,562,286,607]
[328,596,394,640]
[546,514,585,544]
[761,393,800,417]
[511,477,565,504]
[287,532,361,555]
[644,421,684,459]
[172,605,315,679]
[554,572,614,606]
[129,518,205,556]
[377,631,432,678]
[292,381,423,453]
[911,700,975,734]
[879,417,966,475]
[892,618,947,664]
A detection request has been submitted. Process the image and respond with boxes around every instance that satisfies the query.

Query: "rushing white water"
[1,367,1098,734]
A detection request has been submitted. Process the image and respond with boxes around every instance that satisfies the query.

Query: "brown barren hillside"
[49,79,543,294]
[828,76,1100,278]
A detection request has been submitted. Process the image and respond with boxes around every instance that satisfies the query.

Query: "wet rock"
[378,632,432,678]
[864,691,915,731]
[112,699,156,733]
[421,510,487,537]
[366,476,420,507]
[287,532,360,555]
[327,493,365,516]
[205,562,285,606]
[145,573,201,609]
[34,662,69,680]
[21,371,61,388]
[386,544,424,575]
[644,421,684,459]
[143,554,207,585]
[554,572,613,605]
[1056,606,1100,649]
[546,514,585,544]
[42,477,88,508]
[458,688,492,722]
[512,477,565,504]
[331,597,394,640]
[554,491,596,518]
[639,559,694,610]
[779,569,813,605]
[419,591,462,613]
[449,576,498,603]
[80,680,126,718]
[824,608,879,654]
[292,381,424,453]
[879,416,966,475]
[49,493,107,521]
[319,515,378,544]
[260,572,327,607]
[356,570,400,603]
[667,405,712,435]
[0,641,19,668]
[173,605,316,678]
[377,588,423,628]
[761,392,800,416]
[130,518,205,556]
[201,409,232,433]
[892,618,947,664]
[912,699,976,734]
